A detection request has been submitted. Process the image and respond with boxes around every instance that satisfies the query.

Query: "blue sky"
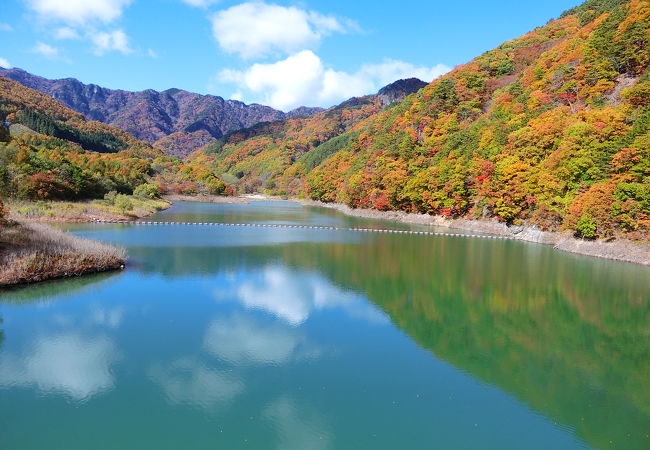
[0,0,581,111]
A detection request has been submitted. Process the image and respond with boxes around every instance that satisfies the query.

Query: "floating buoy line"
[89,218,515,241]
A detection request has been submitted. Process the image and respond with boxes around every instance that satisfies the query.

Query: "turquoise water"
[1,201,648,449]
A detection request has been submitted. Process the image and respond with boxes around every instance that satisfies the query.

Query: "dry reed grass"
[0,222,126,287]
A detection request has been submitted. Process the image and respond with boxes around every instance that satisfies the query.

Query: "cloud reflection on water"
[203,314,319,366]
[214,266,388,326]
[148,357,244,410]
[89,306,125,328]
[0,333,119,401]
[264,396,331,450]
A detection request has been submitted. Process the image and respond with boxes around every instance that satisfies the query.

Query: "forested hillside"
[0,68,323,158]
[297,0,649,239]
[205,0,647,239]
[0,77,232,201]
[0,76,146,153]
[188,78,429,193]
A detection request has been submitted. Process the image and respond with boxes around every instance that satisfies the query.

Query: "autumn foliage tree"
[285,0,649,239]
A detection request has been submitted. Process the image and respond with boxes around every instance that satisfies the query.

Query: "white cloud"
[54,27,80,40]
[211,2,357,59]
[32,41,59,58]
[26,0,132,25]
[147,48,158,58]
[359,59,452,86]
[307,11,357,34]
[0,23,13,32]
[0,57,11,68]
[27,1,135,57]
[91,29,131,55]
[181,0,219,7]
[0,333,120,401]
[218,50,450,110]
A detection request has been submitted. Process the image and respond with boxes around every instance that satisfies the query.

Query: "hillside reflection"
[129,233,649,449]
[280,235,650,450]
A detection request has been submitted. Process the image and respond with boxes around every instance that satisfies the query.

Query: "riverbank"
[7,196,170,223]
[297,199,650,266]
[0,221,126,288]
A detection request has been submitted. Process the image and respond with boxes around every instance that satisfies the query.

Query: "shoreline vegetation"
[0,221,125,288]
[0,194,165,288]
[7,195,170,223]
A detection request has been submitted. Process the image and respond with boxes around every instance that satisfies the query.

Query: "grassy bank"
[7,195,170,222]
[0,221,126,287]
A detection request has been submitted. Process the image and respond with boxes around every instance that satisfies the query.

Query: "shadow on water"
[0,271,122,305]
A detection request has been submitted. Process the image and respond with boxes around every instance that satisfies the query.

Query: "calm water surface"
[1,201,648,450]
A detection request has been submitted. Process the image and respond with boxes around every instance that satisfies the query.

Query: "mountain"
[0,76,233,200]
[0,68,324,158]
[259,0,647,239]
[0,75,151,153]
[0,74,162,199]
[377,78,428,106]
[285,106,327,118]
[187,77,429,193]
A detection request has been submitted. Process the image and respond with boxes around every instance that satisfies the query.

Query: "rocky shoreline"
[296,199,650,266]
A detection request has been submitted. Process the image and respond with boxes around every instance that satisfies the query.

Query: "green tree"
[577,214,598,239]
[133,183,160,199]
[114,194,133,213]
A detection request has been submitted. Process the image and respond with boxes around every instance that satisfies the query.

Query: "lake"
[1,201,648,450]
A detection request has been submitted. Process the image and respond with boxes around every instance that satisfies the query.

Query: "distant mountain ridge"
[0,74,154,154]
[188,76,431,192]
[0,68,324,158]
